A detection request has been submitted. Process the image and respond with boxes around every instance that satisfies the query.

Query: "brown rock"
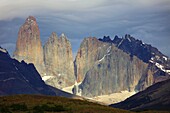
[76,37,169,97]
[13,16,44,75]
[43,32,75,88]
[74,37,104,83]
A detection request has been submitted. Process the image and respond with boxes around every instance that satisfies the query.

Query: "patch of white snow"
[0,48,7,53]
[117,39,124,47]
[107,46,111,53]
[127,37,131,42]
[42,76,55,81]
[163,56,168,61]
[89,90,136,105]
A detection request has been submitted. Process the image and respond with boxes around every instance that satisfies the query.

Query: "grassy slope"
[0,95,132,113]
[0,95,169,113]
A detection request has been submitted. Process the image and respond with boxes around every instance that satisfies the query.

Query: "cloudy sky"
[0,0,170,57]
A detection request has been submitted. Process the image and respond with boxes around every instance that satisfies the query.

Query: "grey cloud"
[0,0,170,57]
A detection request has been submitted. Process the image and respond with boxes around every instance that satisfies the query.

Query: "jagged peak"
[84,37,98,41]
[25,16,37,25]
[61,33,65,37]
[26,16,36,22]
[50,32,58,39]
[59,33,68,40]
[44,32,58,45]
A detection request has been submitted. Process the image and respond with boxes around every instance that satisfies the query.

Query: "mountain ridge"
[11,16,170,99]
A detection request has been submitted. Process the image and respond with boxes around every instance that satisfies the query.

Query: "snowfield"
[90,90,136,105]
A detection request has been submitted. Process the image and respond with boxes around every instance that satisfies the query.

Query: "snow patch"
[58,74,61,77]
[149,60,170,74]
[98,53,111,62]
[0,48,7,53]
[152,52,155,55]
[61,33,65,37]
[42,76,55,81]
[155,63,164,70]
[117,39,124,47]
[149,60,154,63]
[89,90,136,105]
[107,46,111,53]
[151,57,154,60]
[127,37,131,42]
[155,62,170,74]
[163,56,168,61]
[62,82,82,94]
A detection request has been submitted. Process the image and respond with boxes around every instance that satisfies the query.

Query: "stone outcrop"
[13,16,75,89]
[43,32,75,88]
[76,36,170,97]
[13,16,44,75]
[74,37,105,83]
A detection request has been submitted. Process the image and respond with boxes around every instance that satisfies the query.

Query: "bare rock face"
[43,32,75,88]
[13,16,75,89]
[74,37,104,83]
[13,16,44,75]
[78,40,149,97]
[76,36,170,97]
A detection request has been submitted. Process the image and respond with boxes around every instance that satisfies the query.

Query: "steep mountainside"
[13,16,75,89]
[13,16,45,76]
[110,79,170,111]
[43,32,75,88]
[0,47,55,95]
[0,46,80,98]
[76,35,170,97]
[74,37,105,83]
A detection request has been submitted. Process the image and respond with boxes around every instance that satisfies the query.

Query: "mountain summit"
[43,32,75,88]
[13,16,75,89]
[13,16,44,75]
[75,35,170,97]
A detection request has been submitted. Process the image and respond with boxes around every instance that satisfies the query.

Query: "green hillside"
[0,95,169,113]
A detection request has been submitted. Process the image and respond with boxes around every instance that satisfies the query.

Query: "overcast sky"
[0,0,170,57]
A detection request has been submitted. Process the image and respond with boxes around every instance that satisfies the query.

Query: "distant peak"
[51,32,58,38]
[103,36,111,41]
[25,16,37,25]
[26,16,36,21]
[98,36,112,43]
[61,33,65,37]
[60,33,68,40]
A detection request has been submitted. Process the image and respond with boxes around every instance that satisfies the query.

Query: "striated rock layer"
[43,32,75,88]
[13,16,45,75]
[75,36,170,97]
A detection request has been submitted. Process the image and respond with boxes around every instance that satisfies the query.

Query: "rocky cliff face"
[74,37,105,83]
[0,46,80,98]
[13,16,44,75]
[43,32,75,88]
[77,36,170,97]
[13,16,75,89]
